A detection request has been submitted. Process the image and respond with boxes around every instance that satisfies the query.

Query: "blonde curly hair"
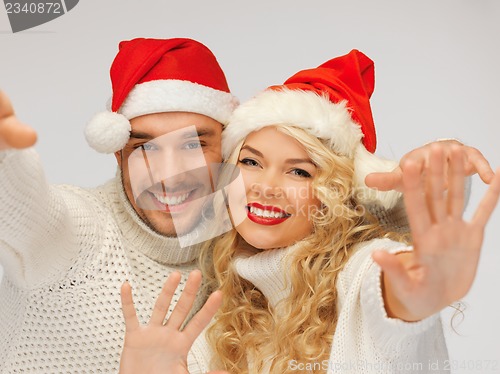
[200,125,408,374]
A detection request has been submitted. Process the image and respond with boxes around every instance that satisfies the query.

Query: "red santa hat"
[85,37,239,154]
[222,49,400,209]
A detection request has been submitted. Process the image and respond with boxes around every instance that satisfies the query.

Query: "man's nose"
[148,146,203,184]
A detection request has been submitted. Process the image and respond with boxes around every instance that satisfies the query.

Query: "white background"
[1,1,499,372]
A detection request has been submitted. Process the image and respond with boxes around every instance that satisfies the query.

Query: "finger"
[472,168,500,227]
[0,91,37,149]
[120,282,140,332]
[149,271,182,326]
[447,147,466,219]
[402,160,431,238]
[0,91,15,119]
[426,145,446,223]
[0,116,37,149]
[365,168,403,192]
[400,147,429,171]
[182,290,223,344]
[465,147,495,184]
[167,270,203,330]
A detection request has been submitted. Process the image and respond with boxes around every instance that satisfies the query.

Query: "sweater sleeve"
[329,239,449,374]
[0,149,84,288]
[359,242,447,360]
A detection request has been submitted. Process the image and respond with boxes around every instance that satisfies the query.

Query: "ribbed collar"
[107,170,204,265]
[233,241,303,309]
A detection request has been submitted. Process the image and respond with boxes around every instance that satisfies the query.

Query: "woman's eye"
[290,168,312,178]
[238,158,259,167]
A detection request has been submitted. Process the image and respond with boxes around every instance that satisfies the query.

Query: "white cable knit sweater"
[0,148,458,374]
[191,238,450,374]
[0,149,208,373]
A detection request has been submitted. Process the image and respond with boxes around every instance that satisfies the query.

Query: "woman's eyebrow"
[285,158,315,166]
[240,146,314,166]
[240,145,263,157]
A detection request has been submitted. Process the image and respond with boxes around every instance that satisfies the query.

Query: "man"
[0,37,238,374]
[0,37,494,373]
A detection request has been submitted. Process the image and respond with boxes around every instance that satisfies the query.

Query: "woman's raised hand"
[373,145,500,321]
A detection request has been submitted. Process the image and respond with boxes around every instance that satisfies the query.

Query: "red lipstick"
[246,202,290,226]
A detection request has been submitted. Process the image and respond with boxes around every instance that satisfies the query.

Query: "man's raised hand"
[0,91,37,151]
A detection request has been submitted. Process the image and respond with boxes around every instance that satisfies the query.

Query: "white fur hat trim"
[352,144,401,209]
[85,79,238,154]
[222,88,363,160]
[121,79,238,125]
[84,111,131,154]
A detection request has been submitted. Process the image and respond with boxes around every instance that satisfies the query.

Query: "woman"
[119,50,500,374]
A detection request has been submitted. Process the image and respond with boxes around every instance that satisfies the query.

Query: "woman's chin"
[243,237,293,251]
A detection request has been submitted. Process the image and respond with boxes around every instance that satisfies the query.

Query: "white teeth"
[249,206,287,218]
[154,192,189,205]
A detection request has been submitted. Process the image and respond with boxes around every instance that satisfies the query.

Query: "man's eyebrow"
[129,127,216,141]
[182,128,216,139]
[129,131,153,140]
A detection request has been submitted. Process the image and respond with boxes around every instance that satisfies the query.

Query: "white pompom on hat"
[85,37,239,154]
[222,50,400,209]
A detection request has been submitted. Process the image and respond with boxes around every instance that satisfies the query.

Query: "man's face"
[115,111,223,237]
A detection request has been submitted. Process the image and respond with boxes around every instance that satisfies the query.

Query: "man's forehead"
[129,121,220,140]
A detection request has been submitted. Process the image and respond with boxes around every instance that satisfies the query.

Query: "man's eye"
[140,143,159,151]
[182,141,202,150]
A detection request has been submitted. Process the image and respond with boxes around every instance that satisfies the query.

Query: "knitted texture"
[233,244,295,309]
[330,239,449,374]
[191,238,449,374]
[0,149,207,374]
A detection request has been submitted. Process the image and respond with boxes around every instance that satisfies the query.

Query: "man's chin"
[143,213,201,238]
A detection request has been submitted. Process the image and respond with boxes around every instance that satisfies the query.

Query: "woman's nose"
[251,171,285,200]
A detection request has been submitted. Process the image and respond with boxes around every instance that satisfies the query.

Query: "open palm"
[119,270,227,374]
[373,146,500,321]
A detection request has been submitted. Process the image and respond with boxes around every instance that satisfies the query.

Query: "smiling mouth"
[246,202,291,225]
[153,191,191,205]
[247,205,290,218]
[148,189,197,213]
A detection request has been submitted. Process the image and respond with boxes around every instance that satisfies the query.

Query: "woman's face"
[231,126,322,250]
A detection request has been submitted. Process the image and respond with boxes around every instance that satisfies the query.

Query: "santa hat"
[85,37,239,154]
[222,49,400,209]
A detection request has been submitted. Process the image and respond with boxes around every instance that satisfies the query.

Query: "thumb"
[0,117,37,150]
[365,168,403,192]
[372,250,411,290]
[0,91,37,150]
